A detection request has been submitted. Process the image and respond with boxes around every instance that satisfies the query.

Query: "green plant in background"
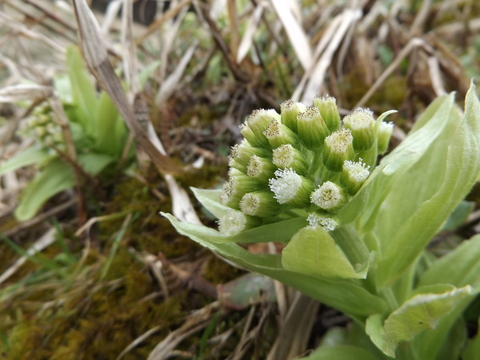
[0,46,132,221]
[164,82,480,359]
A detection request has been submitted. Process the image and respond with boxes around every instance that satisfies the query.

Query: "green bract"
[165,83,480,359]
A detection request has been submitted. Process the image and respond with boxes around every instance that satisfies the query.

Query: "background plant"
[0,46,132,221]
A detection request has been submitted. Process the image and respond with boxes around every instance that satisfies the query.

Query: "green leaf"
[303,345,382,360]
[161,212,305,244]
[78,153,115,175]
[163,213,388,320]
[66,45,98,134]
[282,226,370,279]
[94,91,123,156]
[14,159,75,221]
[366,286,473,358]
[375,83,480,286]
[191,188,229,219]
[462,317,480,360]
[218,273,276,310]
[418,235,480,290]
[0,146,51,176]
[139,60,161,89]
[338,93,456,230]
[440,200,475,231]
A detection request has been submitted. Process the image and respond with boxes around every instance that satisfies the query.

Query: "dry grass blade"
[1,198,77,238]
[269,0,312,71]
[0,11,66,55]
[116,326,162,360]
[227,0,241,61]
[0,227,57,284]
[121,0,139,98]
[291,12,343,102]
[0,84,53,102]
[147,302,221,360]
[71,0,183,175]
[428,56,447,97]
[134,0,192,45]
[301,8,362,103]
[353,37,431,109]
[101,0,123,34]
[266,292,319,360]
[236,3,263,64]
[156,42,198,106]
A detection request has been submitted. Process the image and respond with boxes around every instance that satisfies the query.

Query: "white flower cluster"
[217,97,393,235]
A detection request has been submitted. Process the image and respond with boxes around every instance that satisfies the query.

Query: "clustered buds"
[26,104,65,152]
[217,96,394,235]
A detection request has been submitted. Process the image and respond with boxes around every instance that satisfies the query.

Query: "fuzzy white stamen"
[218,209,248,235]
[268,168,301,204]
[311,181,343,210]
[307,214,338,231]
[272,144,294,168]
[324,129,353,153]
[343,159,370,182]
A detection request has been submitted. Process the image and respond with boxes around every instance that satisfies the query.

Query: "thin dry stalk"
[0,227,57,284]
[134,0,192,45]
[71,0,183,175]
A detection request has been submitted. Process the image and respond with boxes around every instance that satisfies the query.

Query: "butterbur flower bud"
[28,116,39,128]
[247,109,280,140]
[377,121,394,154]
[343,108,376,151]
[52,132,65,144]
[307,213,338,232]
[263,119,298,148]
[34,126,47,138]
[240,191,280,217]
[43,134,54,146]
[46,123,58,135]
[37,114,51,125]
[340,159,370,195]
[247,155,277,182]
[218,209,258,235]
[310,181,346,211]
[229,140,269,169]
[297,106,330,149]
[280,100,306,132]
[272,144,308,175]
[268,168,314,207]
[220,174,261,208]
[313,95,341,132]
[240,122,268,148]
[323,129,355,172]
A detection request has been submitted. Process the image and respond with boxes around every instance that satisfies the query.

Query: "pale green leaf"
[94,91,122,156]
[367,286,473,358]
[303,345,381,360]
[376,83,480,286]
[161,212,305,244]
[282,226,370,279]
[440,200,475,231]
[162,212,388,320]
[66,45,98,133]
[462,317,480,360]
[0,146,51,176]
[14,159,75,221]
[139,60,161,89]
[418,235,480,290]
[77,153,115,175]
[191,188,229,219]
[338,94,456,230]
[366,314,395,358]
